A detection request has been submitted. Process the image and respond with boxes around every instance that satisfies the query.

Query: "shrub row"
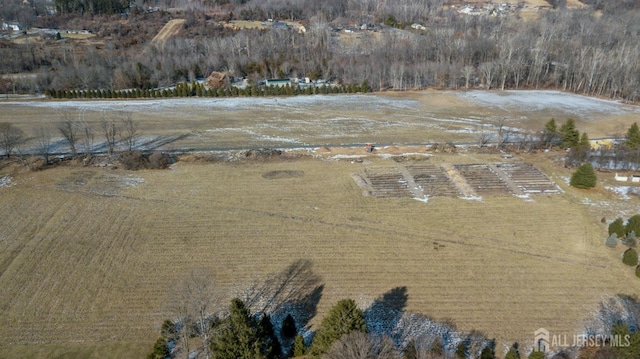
[45,81,372,99]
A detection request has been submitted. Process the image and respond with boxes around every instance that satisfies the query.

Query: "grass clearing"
[1,91,640,357]
[0,151,639,357]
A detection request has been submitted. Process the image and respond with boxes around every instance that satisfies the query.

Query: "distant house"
[264,79,291,87]
[589,139,614,150]
[1,22,22,32]
[272,22,291,30]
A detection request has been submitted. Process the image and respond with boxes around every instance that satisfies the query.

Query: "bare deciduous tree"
[120,113,138,152]
[324,332,400,359]
[101,113,118,156]
[0,122,24,158]
[34,125,53,164]
[171,268,221,359]
[57,112,78,156]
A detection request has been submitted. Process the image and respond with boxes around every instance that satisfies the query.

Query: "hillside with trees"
[1,0,640,102]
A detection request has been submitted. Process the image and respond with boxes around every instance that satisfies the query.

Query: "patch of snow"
[461,195,483,201]
[456,90,640,120]
[331,154,367,159]
[121,176,145,187]
[515,193,534,202]
[377,152,432,159]
[605,186,631,200]
[413,196,429,203]
[0,175,14,188]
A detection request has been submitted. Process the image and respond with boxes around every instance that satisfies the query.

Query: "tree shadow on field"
[240,259,324,350]
[364,286,409,337]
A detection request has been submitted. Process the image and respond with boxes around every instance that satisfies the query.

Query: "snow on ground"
[0,176,13,188]
[456,90,640,119]
[1,94,421,112]
[605,186,632,200]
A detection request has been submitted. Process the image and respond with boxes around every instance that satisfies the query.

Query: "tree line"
[2,1,640,102]
[45,81,372,99]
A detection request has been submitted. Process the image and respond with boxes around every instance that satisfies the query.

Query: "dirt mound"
[262,170,304,179]
[244,148,283,159]
[315,146,331,153]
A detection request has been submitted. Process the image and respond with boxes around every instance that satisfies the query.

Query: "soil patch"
[262,170,304,179]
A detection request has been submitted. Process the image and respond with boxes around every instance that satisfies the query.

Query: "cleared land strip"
[222,206,607,269]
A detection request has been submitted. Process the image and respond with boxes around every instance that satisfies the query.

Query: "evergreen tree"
[147,337,170,359]
[258,315,280,359]
[528,351,545,359]
[455,341,467,358]
[281,314,297,339]
[209,298,271,359]
[626,215,640,237]
[610,218,626,237]
[505,343,521,359]
[626,122,640,149]
[606,233,619,248]
[623,248,638,266]
[622,231,638,248]
[430,336,444,356]
[307,299,366,357]
[559,118,580,148]
[403,339,417,359]
[291,334,306,357]
[570,163,597,189]
[579,132,590,147]
[480,345,495,359]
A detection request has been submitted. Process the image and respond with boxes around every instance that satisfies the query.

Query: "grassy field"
[1,91,638,153]
[1,91,640,357]
[1,148,639,357]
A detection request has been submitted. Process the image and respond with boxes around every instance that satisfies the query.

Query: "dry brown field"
[1,91,640,358]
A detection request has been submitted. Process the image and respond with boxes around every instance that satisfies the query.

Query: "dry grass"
[151,19,185,43]
[1,91,639,356]
[0,151,638,357]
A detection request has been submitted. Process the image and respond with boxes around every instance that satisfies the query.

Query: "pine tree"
[579,132,590,147]
[570,163,597,189]
[559,118,580,148]
[209,298,271,359]
[622,231,638,248]
[403,339,417,359]
[281,314,297,339]
[430,337,444,356]
[610,218,626,237]
[258,315,280,359]
[505,343,520,359]
[606,233,619,248]
[455,341,467,358]
[307,299,366,357]
[480,345,495,359]
[626,122,640,149]
[291,334,306,357]
[147,337,170,359]
[626,215,640,237]
[623,248,638,266]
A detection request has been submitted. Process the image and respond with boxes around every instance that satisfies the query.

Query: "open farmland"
[1,90,639,152]
[1,91,640,357]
